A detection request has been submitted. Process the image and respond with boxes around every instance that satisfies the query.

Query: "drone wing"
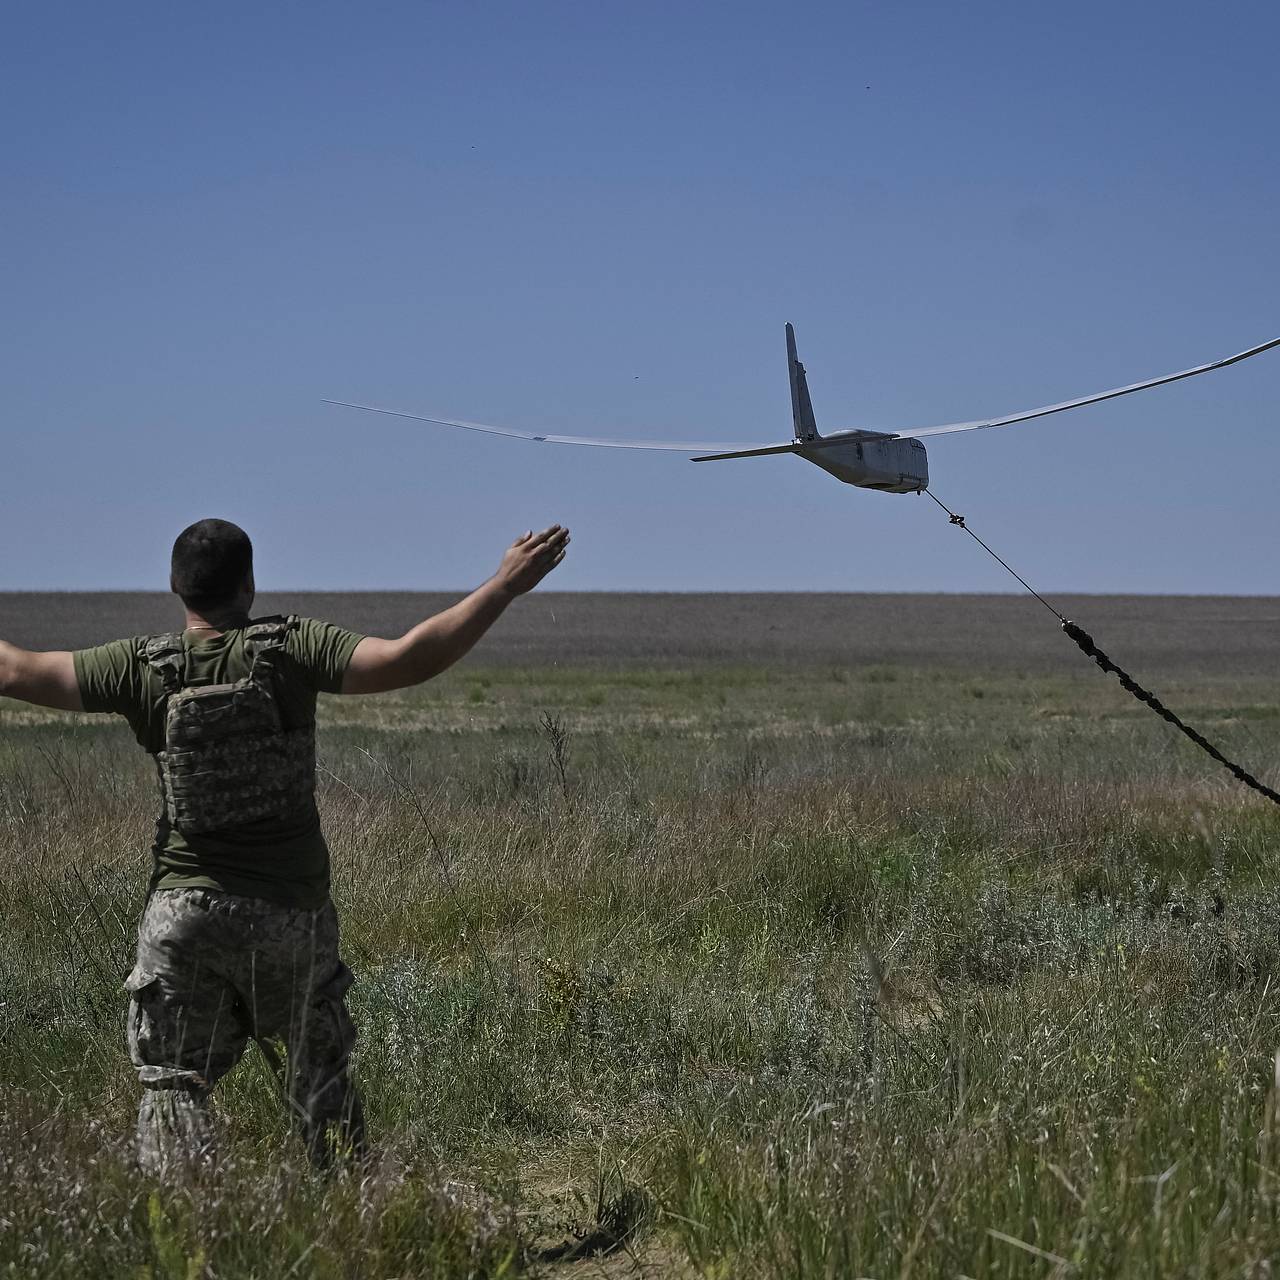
[322,399,789,455]
[895,335,1280,440]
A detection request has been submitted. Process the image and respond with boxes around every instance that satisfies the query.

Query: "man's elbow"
[389,632,457,688]
[343,636,436,695]
[0,647,20,699]
[389,653,446,690]
[0,647,83,711]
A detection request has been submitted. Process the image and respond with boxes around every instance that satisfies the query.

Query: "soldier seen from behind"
[0,516,570,1176]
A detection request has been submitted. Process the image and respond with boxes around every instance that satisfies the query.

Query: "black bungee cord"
[923,488,1280,809]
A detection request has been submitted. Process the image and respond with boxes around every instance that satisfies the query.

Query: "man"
[0,517,570,1175]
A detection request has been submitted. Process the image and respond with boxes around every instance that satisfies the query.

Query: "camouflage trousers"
[125,887,366,1177]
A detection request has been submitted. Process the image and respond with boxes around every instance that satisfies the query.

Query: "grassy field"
[4,592,1280,1277]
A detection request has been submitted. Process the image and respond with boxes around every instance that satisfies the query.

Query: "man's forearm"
[342,578,517,694]
[395,577,515,683]
[341,524,569,695]
[0,640,83,710]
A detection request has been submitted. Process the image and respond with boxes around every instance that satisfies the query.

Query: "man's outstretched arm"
[0,643,83,711]
[341,524,570,695]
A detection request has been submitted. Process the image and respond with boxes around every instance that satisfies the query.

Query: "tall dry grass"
[3,644,1280,1275]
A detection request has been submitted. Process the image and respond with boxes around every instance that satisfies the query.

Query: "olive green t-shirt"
[73,617,363,909]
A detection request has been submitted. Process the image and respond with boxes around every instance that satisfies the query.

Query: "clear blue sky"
[4,1,1278,594]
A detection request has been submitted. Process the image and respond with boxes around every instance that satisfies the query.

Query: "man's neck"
[184,605,252,635]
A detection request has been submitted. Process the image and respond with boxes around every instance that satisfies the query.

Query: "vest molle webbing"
[140,617,316,835]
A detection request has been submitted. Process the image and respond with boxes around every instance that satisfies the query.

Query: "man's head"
[170,519,255,614]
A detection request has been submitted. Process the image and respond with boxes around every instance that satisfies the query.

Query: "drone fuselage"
[798,432,929,493]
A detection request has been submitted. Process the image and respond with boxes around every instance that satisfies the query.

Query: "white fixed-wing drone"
[326,324,1280,494]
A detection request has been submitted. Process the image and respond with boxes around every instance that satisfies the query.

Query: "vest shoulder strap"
[138,634,186,694]
[244,615,299,679]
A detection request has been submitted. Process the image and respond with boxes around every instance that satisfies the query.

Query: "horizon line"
[4,587,1280,600]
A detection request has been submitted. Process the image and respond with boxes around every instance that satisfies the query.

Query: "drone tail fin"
[786,322,820,444]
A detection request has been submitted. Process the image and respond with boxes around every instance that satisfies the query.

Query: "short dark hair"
[170,519,254,609]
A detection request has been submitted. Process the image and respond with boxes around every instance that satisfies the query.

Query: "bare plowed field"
[6,590,1280,674]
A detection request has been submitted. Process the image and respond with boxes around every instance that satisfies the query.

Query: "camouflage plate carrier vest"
[139,617,316,835]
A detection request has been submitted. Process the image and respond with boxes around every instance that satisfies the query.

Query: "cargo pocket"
[124,968,209,1088]
[125,967,169,1078]
[124,966,158,997]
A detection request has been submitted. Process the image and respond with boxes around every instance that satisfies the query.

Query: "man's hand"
[494,525,570,597]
